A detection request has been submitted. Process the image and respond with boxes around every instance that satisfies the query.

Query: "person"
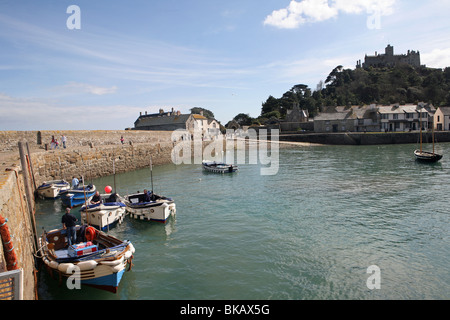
[61,134,67,148]
[90,191,101,205]
[62,207,78,246]
[120,136,124,144]
[50,135,56,150]
[143,189,152,202]
[54,139,59,149]
[71,176,79,189]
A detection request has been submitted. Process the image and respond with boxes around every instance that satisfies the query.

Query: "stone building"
[133,109,220,139]
[314,103,435,133]
[356,44,422,69]
[280,103,310,132]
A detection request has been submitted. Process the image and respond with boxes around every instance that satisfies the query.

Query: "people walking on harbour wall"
[61,134,67,148]
[50,135,56,149]
[62,207,78,246]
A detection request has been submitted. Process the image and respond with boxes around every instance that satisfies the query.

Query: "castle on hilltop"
[356,45,423,69]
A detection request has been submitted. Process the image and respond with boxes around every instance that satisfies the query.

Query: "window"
[393,114,398,120]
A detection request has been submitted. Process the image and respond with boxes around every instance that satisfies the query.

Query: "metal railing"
[0,269,23,300]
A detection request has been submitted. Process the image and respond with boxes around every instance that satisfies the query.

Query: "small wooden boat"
[60,184,97,208]
[80,193,127,232]
[36,180,70,199]
[414,111,442,163]
[124,192,176,223]
[39,225,135,293]
[202,160,238,173]
[414,149,443,163]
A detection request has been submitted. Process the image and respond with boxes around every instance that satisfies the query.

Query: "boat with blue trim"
[39,225,135,293]
[60,184,97,208]
[124,191,176,223]
[80,193,127,231]
[36,180,70,199]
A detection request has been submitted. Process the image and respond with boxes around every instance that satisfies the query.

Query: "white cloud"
[56,82,118,96]
[264,0,396,29]
[422,48,450,69]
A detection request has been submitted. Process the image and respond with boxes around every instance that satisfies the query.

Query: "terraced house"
[314,103,436,133]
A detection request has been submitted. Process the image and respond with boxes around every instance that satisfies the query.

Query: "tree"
[233,113,253,126]
[190,107,215,119]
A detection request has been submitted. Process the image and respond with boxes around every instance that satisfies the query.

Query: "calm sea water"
[36,142,450,300]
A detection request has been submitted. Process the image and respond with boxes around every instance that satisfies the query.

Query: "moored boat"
[80,193,127,231]
[414,149,443,163]
[36,180,70,199]
[202,160,238,173]
[39,225,135,293]
[124,191,176,223]
[60,184,96,208]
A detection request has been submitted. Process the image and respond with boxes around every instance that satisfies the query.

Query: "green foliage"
[257,64,450,121]
[190,107,215,119]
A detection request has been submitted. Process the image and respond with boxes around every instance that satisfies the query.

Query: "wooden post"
[18,142,39,253]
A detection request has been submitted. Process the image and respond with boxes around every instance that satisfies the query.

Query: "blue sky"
[1,0,450,130]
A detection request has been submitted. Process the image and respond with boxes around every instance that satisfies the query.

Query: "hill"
[257,64,450,124]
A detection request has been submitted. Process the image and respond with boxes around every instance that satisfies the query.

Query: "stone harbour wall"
[0,130,177,299]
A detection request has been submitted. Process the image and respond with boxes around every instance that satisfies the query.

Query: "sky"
[1,0,450,130]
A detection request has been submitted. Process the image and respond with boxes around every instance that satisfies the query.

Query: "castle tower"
[385,44,394,56]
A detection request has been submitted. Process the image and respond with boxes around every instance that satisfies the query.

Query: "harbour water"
[36,142,450,300]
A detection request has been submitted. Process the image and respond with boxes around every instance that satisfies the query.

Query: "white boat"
[124,192,176,223]
[36,180,70,199]
[39,225,135,293]
[202,160,238,173]
[80,193,127,232]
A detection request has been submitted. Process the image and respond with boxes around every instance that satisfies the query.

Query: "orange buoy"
[0,215,19,270]
[85,226,97,242]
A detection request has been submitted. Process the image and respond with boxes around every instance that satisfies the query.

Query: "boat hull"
[414,150,443,163]
[60,185,96,207]
[80,203,127,231]
[126,202,176,223]
[37,180,70,199]
[202,161,238,173]
[39,227,135,294]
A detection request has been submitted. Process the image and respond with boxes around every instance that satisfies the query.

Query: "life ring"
[85,226,97,242]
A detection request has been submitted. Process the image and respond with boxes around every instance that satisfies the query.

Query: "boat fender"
[100,256,124,266]
[58,263,75,274]
[49,260,59,269]
[128,243,135,254]
[43,256,50,266]
[110,264,124,273]
[85,226,97,242]
[124,251,132,260]
[77,260,98,271]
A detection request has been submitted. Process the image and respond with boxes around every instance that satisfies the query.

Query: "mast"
[419,108,422,152]
[150,155,154,194]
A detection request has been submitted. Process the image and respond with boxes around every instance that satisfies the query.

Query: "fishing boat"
[414,109,442,163]
[202,160,238,173]
[39,225,135,293]
[80,193,127,232]
[60,184,97,208]
[124,192,176,223]
[36,180,70,199]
